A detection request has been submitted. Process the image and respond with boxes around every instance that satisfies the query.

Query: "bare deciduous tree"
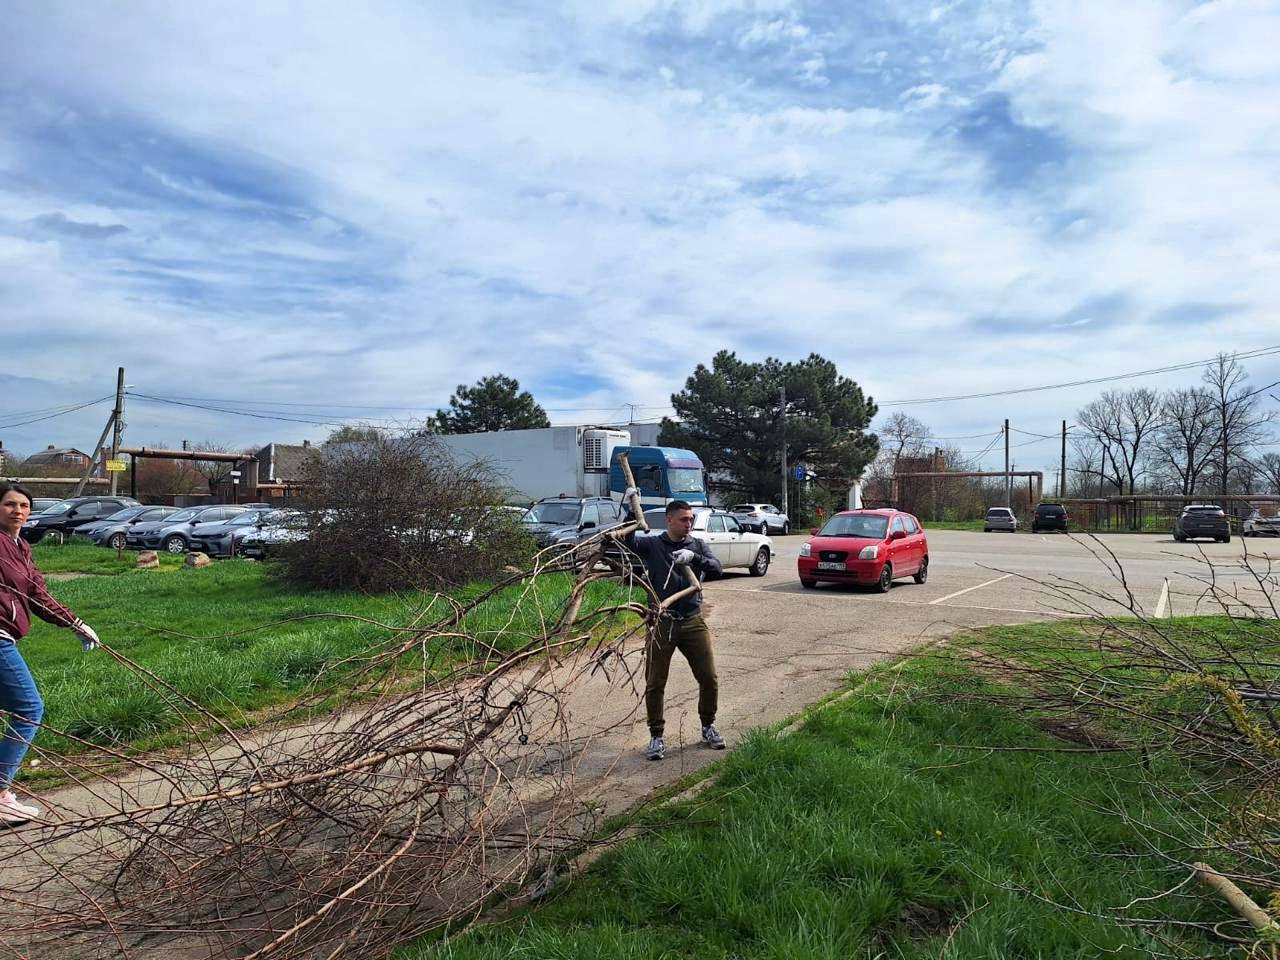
[1076,388,1161,495]
[1152,386,1219,495]
[1258,452,1280,495]
[1202,353,1275,494]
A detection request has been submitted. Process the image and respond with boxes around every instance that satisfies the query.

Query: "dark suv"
[1174,504,1231,543]
[519,496,624,559]
[20,495,141,543]
[1031,503,1069,533]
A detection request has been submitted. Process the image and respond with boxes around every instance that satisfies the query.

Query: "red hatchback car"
[797,509,929,591]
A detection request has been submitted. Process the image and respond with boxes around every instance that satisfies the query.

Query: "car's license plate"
[816,561,845,570]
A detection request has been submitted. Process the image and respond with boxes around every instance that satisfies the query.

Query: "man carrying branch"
[619,491,725,761]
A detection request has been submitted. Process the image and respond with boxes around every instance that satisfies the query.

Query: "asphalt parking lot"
[728,528,1280,621]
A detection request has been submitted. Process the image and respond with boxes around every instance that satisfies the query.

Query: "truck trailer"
[434,425,707,509]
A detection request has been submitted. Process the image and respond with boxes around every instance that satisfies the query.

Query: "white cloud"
[0,0,1276,470]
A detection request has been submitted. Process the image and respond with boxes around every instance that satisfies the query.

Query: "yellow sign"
[105,459,127,472]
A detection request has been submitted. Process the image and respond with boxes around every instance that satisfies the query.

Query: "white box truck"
[436,425,707,508]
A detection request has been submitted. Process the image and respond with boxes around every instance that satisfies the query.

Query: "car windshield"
[1186,506,1223,515]
[987,509,1010,517]
[101,507,145,522]
[642,509,667,527]
[729,504,756,512]
[165,508,201,522]
[41,501,75,515]
[1038,506,1064,514]
[668,468,704,494]
[819,515,889,539]
[523,502,580,525]
[227,512,266,526]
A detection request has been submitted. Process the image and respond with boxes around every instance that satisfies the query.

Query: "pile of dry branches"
[0,480,679,958]
[942,537,1280,947]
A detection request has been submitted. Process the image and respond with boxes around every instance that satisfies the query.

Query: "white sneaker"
[645,736,665,761]
[701,724,726,750]
[0,789,39,823]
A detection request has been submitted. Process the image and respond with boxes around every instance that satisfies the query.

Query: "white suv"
[729,503,790,535]
[983,507,1018,533]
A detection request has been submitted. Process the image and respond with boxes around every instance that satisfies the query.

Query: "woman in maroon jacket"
[0,482,100,824]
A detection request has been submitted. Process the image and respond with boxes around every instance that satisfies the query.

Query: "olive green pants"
[645,613,718,738]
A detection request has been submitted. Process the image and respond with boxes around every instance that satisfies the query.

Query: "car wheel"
[163,534,187,554]
[800,578,817,589]
[913,556,928,584]
[781,522,789,535]
[983,527,991,533]
[109,532,127,550]
[875,563,893,593]
[1223,534,1231,543]
[749,548,770,577]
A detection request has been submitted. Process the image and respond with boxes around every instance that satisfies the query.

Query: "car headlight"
[799,543,811,557]
[858,545,879,560]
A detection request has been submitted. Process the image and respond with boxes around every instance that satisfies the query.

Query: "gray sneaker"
[645,736,665,761]
[701,724,726,750]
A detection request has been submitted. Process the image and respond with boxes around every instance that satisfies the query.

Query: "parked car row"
[983,503,1072,534]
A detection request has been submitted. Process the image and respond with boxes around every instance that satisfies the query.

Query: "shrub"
[279,433,534,592]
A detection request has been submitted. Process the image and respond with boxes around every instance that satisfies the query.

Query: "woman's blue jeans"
[0,638,44,787]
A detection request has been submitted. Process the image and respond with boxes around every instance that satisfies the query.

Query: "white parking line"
[706,585,1063,618]
[1154,578,1169,618]
[928,574,1013,605]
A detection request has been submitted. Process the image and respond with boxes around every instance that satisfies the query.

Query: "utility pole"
[109,367,125,495]
[1060,420,1067,500]
[779,384,788,518]
[1004,418,1011,506]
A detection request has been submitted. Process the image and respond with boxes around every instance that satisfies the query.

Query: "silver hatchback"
[984,507,1018,532]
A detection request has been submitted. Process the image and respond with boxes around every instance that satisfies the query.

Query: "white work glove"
[622,486,639,501]
[73,619,100,652]
[671,548,696,565]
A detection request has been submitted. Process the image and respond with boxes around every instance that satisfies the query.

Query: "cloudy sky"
[2,0,1279,477]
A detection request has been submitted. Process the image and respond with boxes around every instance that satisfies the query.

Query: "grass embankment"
[24,556,637,774]
[401,620,1248,959]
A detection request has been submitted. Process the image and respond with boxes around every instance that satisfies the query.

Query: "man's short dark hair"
[0,482,34,508]
[665,499,693,516]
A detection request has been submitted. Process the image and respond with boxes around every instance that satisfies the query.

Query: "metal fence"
[1057,496,1280,533]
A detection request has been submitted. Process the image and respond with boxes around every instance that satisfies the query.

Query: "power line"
[137,393,674,415]
[126,393,351,427]
[880,344,1280,406]
[0,396,115,430]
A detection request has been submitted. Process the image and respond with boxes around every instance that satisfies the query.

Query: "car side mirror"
[580,520,596,530]
[891,529,907,540]
[810,527,819,536]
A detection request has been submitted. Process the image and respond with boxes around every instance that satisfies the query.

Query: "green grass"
[398,635,1237,959]
[923,519,987,531]
[22,560,638,773]
[31,539,186,575]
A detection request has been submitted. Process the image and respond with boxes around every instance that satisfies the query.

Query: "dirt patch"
[890,901,956,943]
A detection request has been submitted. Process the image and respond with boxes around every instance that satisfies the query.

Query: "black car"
[1031,503,1069,533]
[1173,504,1231,543]
[520,496,625,563]
[79,505,180,550]
[20,495,141,543]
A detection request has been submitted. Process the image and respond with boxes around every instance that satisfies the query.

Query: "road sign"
[105,459,127,472]
[792,464,805,481]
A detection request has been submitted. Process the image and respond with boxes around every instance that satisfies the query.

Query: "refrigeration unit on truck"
[435,425,707,507]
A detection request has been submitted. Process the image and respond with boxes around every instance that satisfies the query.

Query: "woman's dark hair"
[0,482,34,508]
